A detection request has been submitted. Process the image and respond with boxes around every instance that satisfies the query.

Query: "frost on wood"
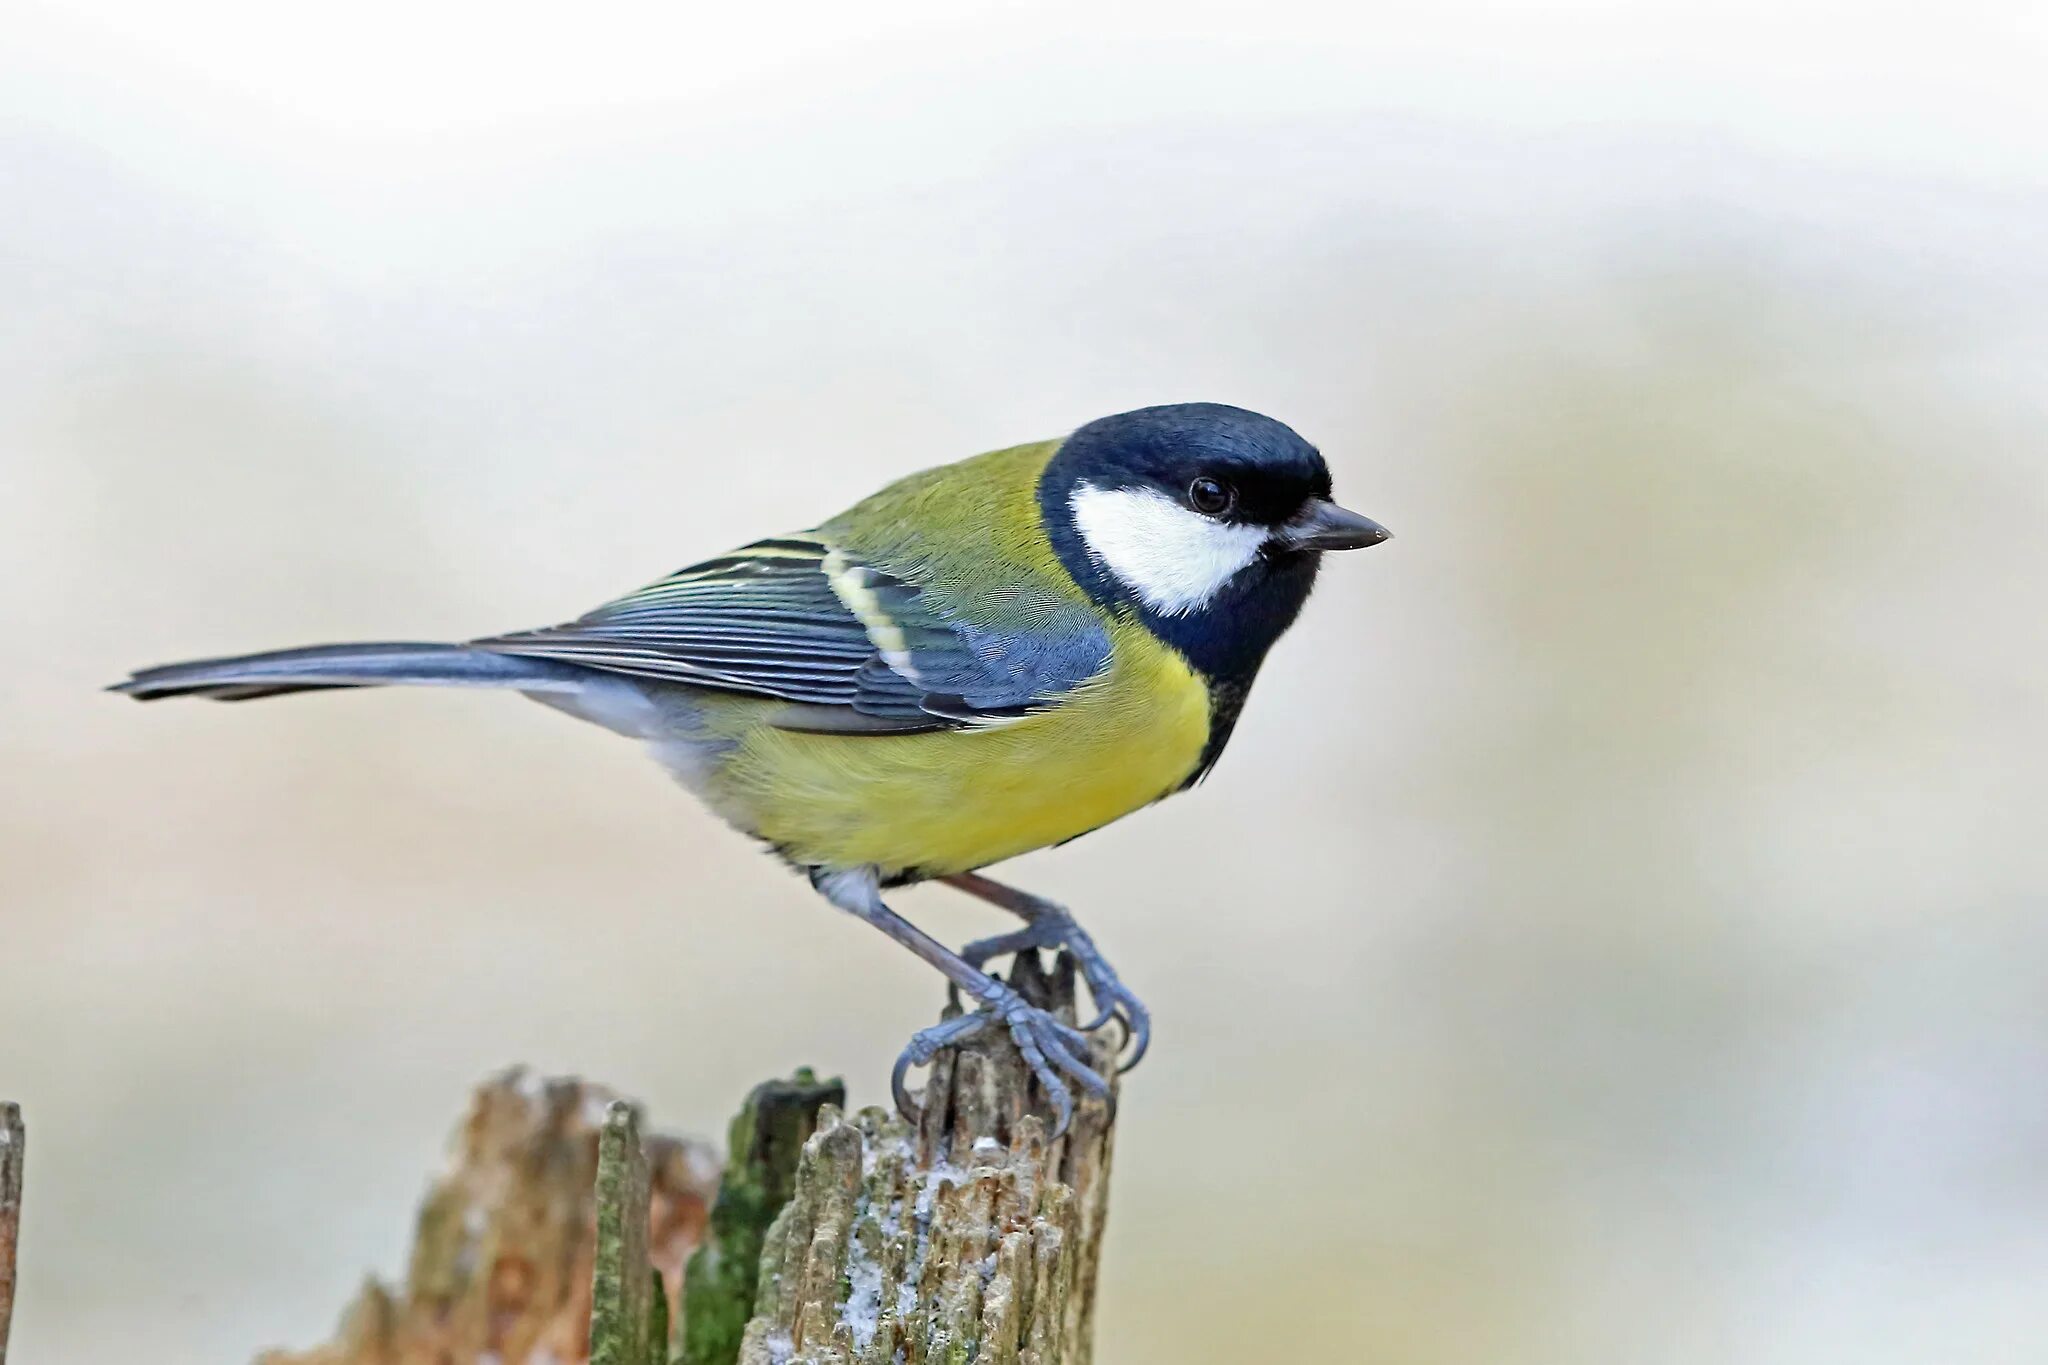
[1,1102,22,1365]
[739,954,1120,1365]
[258,1070,720,1365]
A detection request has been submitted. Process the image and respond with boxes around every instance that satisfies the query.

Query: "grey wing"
[472,535,1110,731]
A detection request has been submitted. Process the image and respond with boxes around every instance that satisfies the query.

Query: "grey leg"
[811,867,1111,1135]
[941,871,1152,1072]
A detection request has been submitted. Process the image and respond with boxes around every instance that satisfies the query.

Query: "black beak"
[1279,499,1391,552]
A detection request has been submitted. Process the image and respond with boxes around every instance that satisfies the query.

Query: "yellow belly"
[705,618,1211,878]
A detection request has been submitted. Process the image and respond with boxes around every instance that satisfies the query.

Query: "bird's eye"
[1187,476,1234,515]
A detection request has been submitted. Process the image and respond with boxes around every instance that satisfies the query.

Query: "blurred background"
[4,2,2046,1361]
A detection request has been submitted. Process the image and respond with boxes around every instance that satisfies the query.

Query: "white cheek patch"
[1069,483,1270,617]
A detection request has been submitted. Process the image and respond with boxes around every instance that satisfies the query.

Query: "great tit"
[114,402,1389,1130]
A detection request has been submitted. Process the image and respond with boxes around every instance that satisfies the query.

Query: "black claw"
[1069,970,1151,1075]
[1118,1016,1151,1073]
[1065,957,1151,1071]
[1047,1086,1074,1138]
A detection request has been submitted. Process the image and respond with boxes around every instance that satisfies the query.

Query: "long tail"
[110,641,596,702]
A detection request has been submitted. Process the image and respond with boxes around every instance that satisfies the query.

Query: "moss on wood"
[681,1071,846,1365]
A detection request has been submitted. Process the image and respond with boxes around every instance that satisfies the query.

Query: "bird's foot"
[961,912,1151,1071]
[891,979,1112,1137]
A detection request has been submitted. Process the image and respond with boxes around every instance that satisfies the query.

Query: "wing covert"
[473,534,1109,729]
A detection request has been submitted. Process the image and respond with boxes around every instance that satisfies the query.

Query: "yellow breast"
[706,617,1212,879]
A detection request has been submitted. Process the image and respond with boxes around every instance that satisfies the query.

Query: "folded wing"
[474,534,1111,731]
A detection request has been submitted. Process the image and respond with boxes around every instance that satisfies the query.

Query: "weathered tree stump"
[43,956,1121,1365]
[256,1070,723,1365]
[731,954,1118,1365]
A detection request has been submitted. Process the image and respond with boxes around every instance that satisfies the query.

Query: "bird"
[112,402,1389,1132]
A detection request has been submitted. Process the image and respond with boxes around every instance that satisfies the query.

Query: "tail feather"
[111,642,596,702]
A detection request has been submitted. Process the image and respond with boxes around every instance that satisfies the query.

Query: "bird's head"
[1040,402,1388,685]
